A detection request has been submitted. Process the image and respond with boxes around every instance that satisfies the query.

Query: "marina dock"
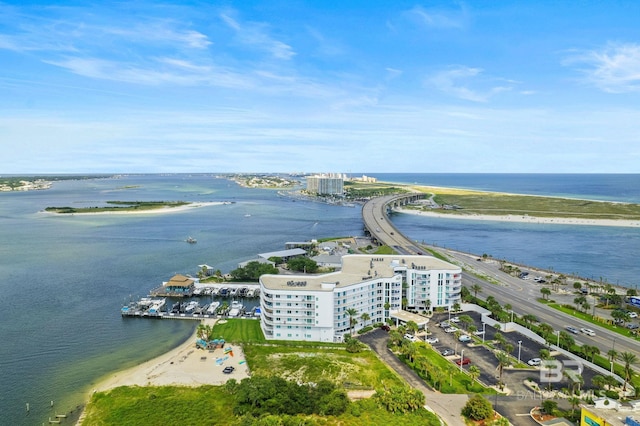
[122,283,261,321]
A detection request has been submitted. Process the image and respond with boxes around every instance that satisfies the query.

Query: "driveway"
[358,329,468,426]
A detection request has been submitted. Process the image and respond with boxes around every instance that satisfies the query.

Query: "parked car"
[380,325,391,331]
[581,328,596,336]
[566,326,579,334]
[223,366,235,374]
[404,333,418,342]
[441,349,453,356]
[627,323,639,330]
[629,312,638,318]
[444,327,459,333]
[473,330,485,335]
[439,321,451,328]
[449,317,460,323]
[426,337,439,344]
[458,335,472,343]
[455,357,471,365]
[527,358,542,366]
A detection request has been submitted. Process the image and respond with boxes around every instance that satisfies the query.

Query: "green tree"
[346,308,358,336]
[406,320,419,335]
[495,352,510,390]
[461,394,494,421]
[287,257,319,273]
[470,284,482,299]
[360,312,371,327]
[619,351,638,392]
[540,287,551,300]
[374,386,425,413]
[542,399,558,415]
[469,365,481,386]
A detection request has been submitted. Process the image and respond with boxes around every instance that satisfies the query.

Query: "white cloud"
[404,4,468,30]
[564,43,640,93]
[220,12,295,60]
[427,66,511,102]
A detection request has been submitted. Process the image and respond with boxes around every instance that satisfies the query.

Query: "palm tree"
[360,312,371,327]
[346,308,358,335]
[470,284,482,299]
[591,374,606,392]
[406,320,419,335]
[619,351,638,392]
[469,365,481,386]
[607,349,618,363]
[540,287,551,300]
[522,314,538,329]
[538,323,554,345]
[495,352,510,390]
[582,345,600,363]
[568,396,581,416]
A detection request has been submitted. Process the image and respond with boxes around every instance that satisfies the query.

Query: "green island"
[45,201,191,214]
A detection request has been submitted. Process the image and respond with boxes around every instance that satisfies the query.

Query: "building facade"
[305,174,344,195]
[259,254,462,342]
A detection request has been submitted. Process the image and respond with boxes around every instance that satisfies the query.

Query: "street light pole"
[610,361,614,375]
[482,322,486,344]
[460,349,464,372]
[556,330,560,347]
[518,340,522,363]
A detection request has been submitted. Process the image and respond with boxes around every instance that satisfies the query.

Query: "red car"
[380,325,391,332]
[455,357,471,366]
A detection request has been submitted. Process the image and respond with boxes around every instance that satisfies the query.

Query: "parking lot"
[425,311,600,395]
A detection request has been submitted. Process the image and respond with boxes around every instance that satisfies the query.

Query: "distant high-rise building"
[306,174,344,195]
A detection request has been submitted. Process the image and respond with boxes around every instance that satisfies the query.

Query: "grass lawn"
[211,318,266,343]
[243,343,405,390]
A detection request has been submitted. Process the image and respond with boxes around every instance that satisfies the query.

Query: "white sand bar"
[396,208,640,228]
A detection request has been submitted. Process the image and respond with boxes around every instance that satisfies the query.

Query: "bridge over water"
[361,193,426,255]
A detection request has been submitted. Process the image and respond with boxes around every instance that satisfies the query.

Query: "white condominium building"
[259,254,462,342]
[305,174,344,195]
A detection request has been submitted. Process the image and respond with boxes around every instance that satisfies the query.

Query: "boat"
[184,300,199,313]
[230,287,238,296]
[185,236,197,244]
[207,301,220,314]
[238,287,248,297]
[228,300,244,317]
[219,287,229,297]
[247,288,256,297]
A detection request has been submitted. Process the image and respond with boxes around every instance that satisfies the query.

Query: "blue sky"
[1,1,639,173]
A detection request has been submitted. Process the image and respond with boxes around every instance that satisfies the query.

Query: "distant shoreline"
[396,207,640,228]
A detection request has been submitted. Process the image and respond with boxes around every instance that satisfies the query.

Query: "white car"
[629,312,638,318]
[527,358,541,366]
[581,328,596,336]
[444,327,459,333]
[458,335,472,343]
[404,334,418,342]
[425,337,439,344]
[449,317,460,323]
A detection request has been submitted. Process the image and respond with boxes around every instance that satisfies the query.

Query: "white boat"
[230,287,238,296]
[148,298,166,314]
[184,300,199,313]
[228,301,244,317]
[207,301,220,314]
[185,236,197,244]
[247,288,256,297]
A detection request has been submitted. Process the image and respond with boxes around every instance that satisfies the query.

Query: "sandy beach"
[90,319,249,393]
[396,207,640,228]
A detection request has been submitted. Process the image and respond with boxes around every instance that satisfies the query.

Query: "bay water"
[0,173,638,424]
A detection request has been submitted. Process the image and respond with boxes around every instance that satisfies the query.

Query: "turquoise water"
[1,173,638,424]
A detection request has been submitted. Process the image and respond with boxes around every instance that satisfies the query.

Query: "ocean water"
[0,173,638,424]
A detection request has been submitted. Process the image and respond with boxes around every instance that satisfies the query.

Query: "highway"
[362,195,640,362]
[361,193,426,255]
